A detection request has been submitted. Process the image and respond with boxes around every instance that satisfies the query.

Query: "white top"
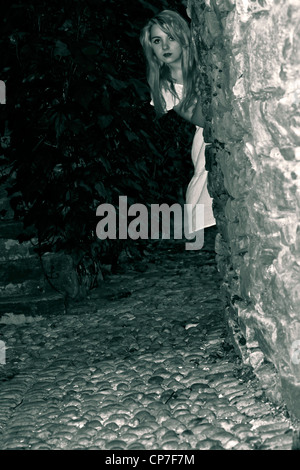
[151,83,184,112]
[150,83,216,233]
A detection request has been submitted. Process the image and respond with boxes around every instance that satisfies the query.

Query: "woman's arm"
[173,97,205,128]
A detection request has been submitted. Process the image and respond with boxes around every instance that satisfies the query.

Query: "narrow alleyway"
[0,228,296,450]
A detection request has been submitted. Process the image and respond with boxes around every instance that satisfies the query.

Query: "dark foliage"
[0,0,194,284]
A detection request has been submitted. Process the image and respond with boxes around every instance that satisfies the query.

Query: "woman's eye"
[168,35,174,41]
[153,39,160,44]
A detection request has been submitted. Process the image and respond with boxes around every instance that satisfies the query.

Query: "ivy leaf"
[73,83,95,109]
[124,130,139,142]
[95,182,106,198]
[98,115,113,129]
[79,181,92,193]
[108,75,128,91]
[53,40,71,57]
[54,113,67,139]
[68,118,84,135]
[81,44,100,56]
[129,78,149,100]
[137,0,160,13]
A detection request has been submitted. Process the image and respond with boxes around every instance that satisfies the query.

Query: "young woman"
[140,10,215,239]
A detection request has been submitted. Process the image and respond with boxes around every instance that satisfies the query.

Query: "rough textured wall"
[188,0,300,418]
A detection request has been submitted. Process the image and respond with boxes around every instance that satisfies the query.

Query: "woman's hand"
[190,97,205,127]
[173,96,205,127]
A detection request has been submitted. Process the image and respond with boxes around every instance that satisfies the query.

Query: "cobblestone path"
[0,229,296,450]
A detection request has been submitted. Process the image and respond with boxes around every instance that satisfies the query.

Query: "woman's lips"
[163,53,172,57]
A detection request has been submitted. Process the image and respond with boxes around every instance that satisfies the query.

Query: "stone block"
[0,220,24,240]
[0,257,43,284]
[204,10,222,40]
[247,16,283,95]
[262,97,300,147]
[213,0,235,13]
[0,239,36,261]
[281,377,300,419]
[41,253,80,299]
[0,279,52,298]
[0,292,66,317]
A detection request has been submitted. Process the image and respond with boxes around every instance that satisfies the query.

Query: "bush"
[0,0,194,289]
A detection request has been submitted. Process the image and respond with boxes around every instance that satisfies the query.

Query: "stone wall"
[188,0,300,418]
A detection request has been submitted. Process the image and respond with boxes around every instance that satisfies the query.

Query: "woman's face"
[150,24,183,66]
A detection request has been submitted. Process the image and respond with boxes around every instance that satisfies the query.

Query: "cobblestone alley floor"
[0,228,297,450]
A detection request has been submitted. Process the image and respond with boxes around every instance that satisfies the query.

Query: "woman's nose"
[162,40,170,50]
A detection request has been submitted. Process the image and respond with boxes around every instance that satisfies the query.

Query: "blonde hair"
[140,10,197,116]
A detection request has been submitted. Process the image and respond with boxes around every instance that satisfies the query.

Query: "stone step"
[0,220,25,240]
[0,254,80,300]
[0,257,44,284]
[0,292,66,316]
[0,220,81,301]
[0,278,54,298]
[0,239,37,261]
